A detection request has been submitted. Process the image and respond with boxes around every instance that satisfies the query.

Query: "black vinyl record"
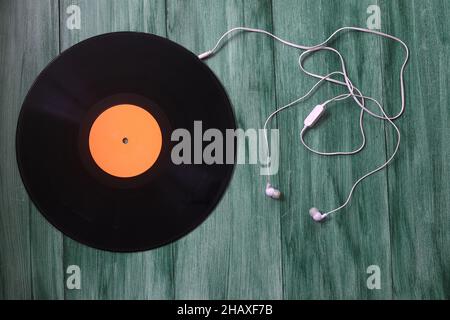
[16,32,235,252]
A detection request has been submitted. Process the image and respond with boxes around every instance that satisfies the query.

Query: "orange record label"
[88,104,162,178]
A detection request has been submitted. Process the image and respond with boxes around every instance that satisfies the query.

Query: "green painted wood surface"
[273,0,392,299]
[381,0,450,299]
[0,0,449,299]
[0,0,62,299]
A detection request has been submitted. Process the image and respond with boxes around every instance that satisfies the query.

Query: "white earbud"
[309,207,326,222]
[265,183,281,199]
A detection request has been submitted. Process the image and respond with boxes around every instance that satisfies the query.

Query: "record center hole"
[122,137,128,144]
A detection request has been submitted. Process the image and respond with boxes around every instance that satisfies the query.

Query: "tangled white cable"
[198,26,409,222]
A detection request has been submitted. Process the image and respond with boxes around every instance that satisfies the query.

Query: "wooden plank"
[381,0,450,299]
[59,0,173,299]
[166,0,282,299]
[272,0,392,298]
[0,0,62,299]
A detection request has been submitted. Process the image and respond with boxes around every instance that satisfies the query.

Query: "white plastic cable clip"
[304,104,325,128]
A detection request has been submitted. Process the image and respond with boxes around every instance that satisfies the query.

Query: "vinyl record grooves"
[16,32,235,252]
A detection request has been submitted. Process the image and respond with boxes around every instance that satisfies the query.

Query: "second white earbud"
[309,207,326,222]
[265,183,281,199]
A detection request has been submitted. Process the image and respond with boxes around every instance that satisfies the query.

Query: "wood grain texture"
[272,0,392,299]
[59,0,174,300]
[0,0,449,300]
[166,0,282,299]
[380,0,450,299]
[0,0,62,300]
[28,1,65,300]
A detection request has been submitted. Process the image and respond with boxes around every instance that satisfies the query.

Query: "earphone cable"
[199,26,409,219]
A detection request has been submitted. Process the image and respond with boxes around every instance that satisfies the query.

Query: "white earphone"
[265,183,281,200]
[199,26,409,222]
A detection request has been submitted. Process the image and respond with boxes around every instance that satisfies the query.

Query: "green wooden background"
[0,0,449,299]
